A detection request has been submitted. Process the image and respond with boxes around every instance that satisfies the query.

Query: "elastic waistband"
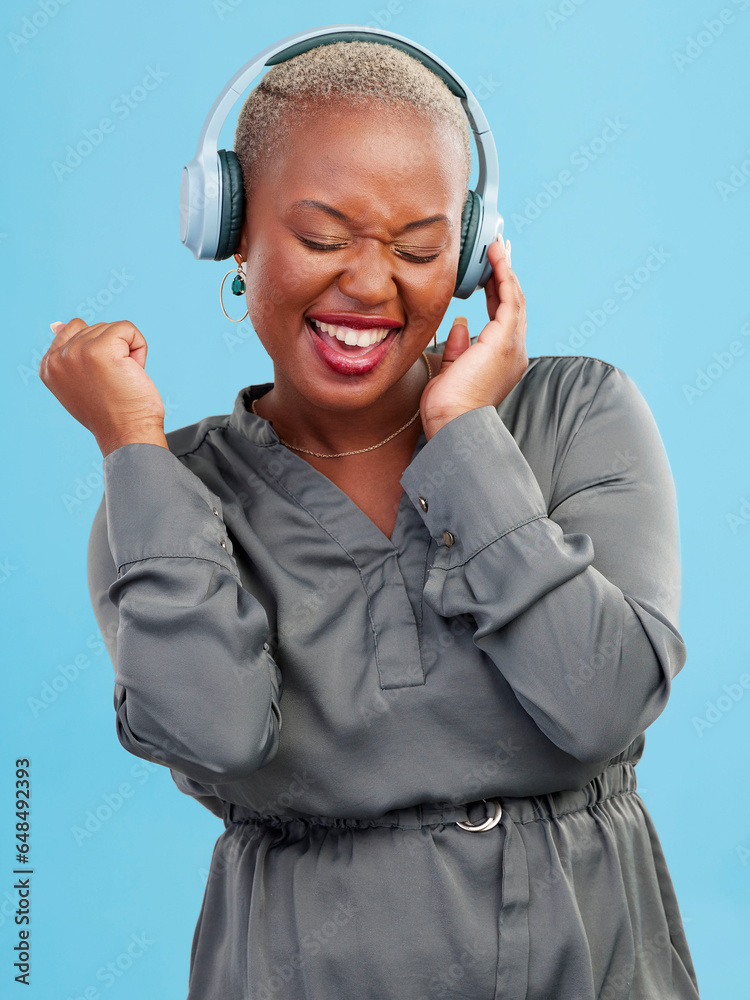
[222,761,637,831]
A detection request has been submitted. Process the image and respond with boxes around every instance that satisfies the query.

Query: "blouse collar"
[227,382,279,449]
[227,381,429,460]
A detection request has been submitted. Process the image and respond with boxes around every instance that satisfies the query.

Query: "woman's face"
[237,99,468,413]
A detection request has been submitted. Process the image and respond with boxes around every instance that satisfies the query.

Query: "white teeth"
[310,318,395,347]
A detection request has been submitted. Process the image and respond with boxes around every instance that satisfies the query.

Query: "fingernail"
[505,240,512,267]
[453,316,468,327]
[50,321,64,333]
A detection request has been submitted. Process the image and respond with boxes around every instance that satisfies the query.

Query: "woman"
[40,38,700,1000]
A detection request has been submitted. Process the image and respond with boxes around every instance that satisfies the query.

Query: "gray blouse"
[87,350,701,999]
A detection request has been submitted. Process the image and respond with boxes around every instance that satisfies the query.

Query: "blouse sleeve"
[399,362,686,765]
[86,442,282,785]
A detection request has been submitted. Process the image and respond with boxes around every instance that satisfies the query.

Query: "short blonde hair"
[233,40,472,202]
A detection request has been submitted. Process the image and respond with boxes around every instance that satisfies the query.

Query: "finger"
[492,247,523,330]
[40,318,90,382]
[55,322,119,370]
[75,320,149,372]
[49,316,90,348]
[42,321,146,383]
[103,320,148,367]
[75,320,147,363]
[484,266,500,320]
[483,236,506,318]
[439,317,471,368]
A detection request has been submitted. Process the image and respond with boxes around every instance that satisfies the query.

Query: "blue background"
[1,0,748,996]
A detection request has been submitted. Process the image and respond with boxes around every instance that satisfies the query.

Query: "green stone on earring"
[231,273,246,296]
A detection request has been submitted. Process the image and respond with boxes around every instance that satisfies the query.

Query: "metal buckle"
[455,798,503,832]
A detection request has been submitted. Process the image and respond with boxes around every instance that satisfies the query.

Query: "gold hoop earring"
[220,253,249,323]
[432,332,437,348]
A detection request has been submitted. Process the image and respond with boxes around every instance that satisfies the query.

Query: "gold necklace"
[250,350,433,458]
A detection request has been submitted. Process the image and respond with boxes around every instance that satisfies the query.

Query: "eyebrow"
[289,199,453,233]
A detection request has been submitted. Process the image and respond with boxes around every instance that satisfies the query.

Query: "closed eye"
[297,236,440,264]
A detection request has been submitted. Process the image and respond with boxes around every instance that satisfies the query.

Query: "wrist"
[423,409,470,442]
[97,425,169,458]
[423,422,444,443]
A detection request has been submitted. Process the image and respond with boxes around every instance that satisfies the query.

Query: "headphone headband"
[179,23,503,298]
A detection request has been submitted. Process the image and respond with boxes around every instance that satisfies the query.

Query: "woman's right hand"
[39,318,168,457]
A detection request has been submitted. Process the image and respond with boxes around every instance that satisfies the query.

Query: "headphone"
[179,24,503,300]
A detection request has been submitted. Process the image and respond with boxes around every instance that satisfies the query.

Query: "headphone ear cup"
[215,150,245,261]
[455,190,481,296]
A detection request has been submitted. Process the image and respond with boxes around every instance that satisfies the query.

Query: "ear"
[238,215,249,260]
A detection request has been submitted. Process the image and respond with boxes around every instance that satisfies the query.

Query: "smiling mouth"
[307,317,401,356]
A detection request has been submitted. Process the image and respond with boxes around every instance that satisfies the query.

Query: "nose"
[335,239,397,306]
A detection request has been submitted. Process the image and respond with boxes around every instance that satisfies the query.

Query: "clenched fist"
[39,318,169,458]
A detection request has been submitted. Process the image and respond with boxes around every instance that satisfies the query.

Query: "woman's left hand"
[419,236,528,440]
